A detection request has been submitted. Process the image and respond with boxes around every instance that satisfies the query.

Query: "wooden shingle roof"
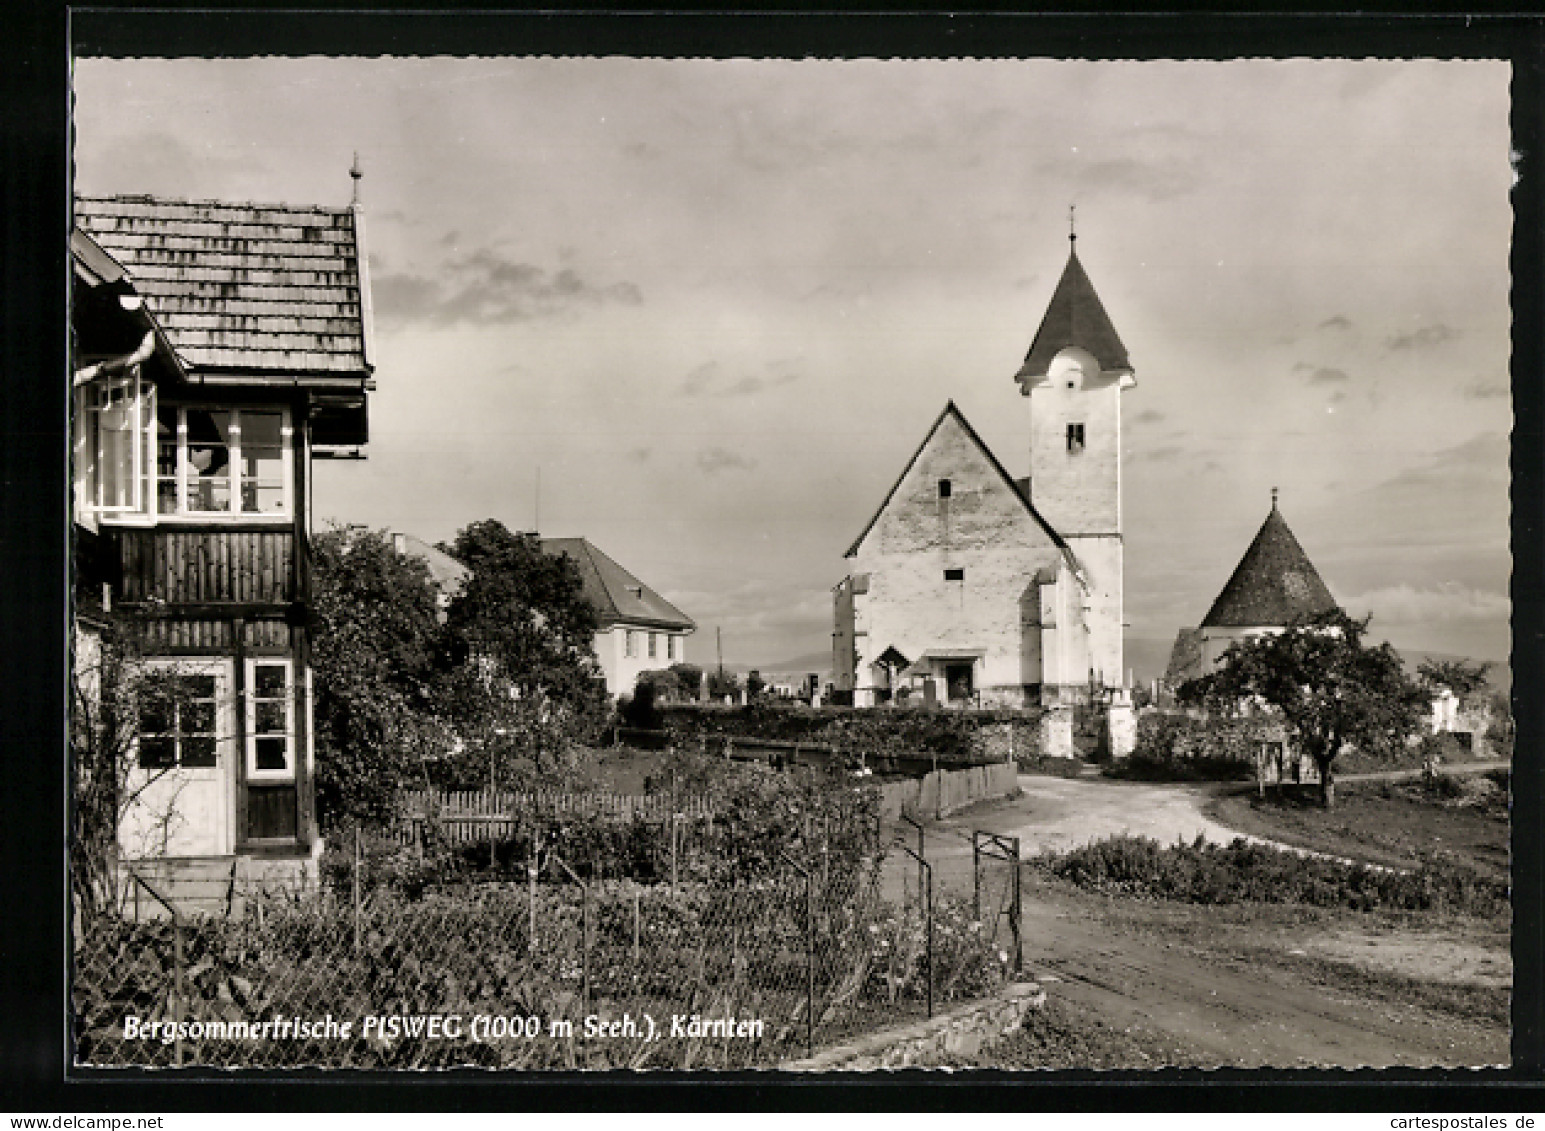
[74,194,370,378]
[1016,245,1131,382]
[1201,503,1339,629]
[541,538,696,633]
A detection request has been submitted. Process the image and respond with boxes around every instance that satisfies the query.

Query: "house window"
[648,632,658,659]
[938,479,952,498]
[157,406,292,517]
[667,636,679,661]
[76,373,157,519]
[944,568,965,582]
[246,658,294,781]
[137,672,218,769]
[625,630,637,658]
[1066,423,1086,453]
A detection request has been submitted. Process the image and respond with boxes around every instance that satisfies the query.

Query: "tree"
[440,520,610,776]
[706,669,738,701]
[1179,611,1427,808]
[310,526,449,827]
[1417,657,1492,702]
[745,669,767,699]
[668,662,704,702]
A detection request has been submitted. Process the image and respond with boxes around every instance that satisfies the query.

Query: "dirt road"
[885,773,1510,1068]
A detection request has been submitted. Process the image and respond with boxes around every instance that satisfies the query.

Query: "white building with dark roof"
[540,537,696,697]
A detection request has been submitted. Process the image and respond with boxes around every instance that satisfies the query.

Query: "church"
[832,234,1135,708]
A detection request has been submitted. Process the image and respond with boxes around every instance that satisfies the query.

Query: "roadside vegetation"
[1203,771,1509,878]
[1038,833,1506,918]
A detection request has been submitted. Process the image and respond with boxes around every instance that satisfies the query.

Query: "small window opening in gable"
[938,478,952,498]
[944,568,965,582]
[1066,423,1086,453]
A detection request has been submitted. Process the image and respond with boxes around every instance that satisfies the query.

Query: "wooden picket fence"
[397,788,715,846]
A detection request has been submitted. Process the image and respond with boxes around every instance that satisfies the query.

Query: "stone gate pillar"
[1105,688,1136,760]
[1040,705,1074,760]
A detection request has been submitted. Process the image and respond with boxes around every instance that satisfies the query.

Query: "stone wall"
[781,980,1045,1070]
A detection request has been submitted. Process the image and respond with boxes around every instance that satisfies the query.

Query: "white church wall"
[851,411,1063,707]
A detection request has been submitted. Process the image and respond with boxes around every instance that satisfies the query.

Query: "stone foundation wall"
[782,981,1045,1070]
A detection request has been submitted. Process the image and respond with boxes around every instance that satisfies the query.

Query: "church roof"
[540,537,696,633]
[844,400,1069,559]
[1016,245,1131,381]
[1201,502,1339,629]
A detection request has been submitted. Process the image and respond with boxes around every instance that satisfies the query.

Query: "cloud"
[626,447,652,463]
[1318,315,1353,332]
[1073,157,1198,203]
[1340,583,1510,626]
[1132,409,1166,425]
[680,359,802,398]
[1387,324,1458,351]
[1293,362,1350,384]
[1464,378,1509,400]
[697,447,757,475]
[372,248,642,326]
[1134,445,1183,463]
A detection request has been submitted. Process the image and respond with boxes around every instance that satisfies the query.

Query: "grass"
[1203,773,1509,878]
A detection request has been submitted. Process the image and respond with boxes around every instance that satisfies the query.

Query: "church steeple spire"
[1014,237,1131,390]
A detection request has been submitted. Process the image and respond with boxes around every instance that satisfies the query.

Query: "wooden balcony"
[115,526,306,608]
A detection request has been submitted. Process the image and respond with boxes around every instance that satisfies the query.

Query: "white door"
[120,658,236,859]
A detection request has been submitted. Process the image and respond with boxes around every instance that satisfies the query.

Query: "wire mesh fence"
[73,829,1013,1069]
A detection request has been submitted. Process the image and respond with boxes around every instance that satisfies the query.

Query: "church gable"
[847,401,1060,560]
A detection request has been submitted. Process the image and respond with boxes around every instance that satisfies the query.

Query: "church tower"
[1014,229,1135,691]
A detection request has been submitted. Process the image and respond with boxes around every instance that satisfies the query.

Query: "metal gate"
[971,831,1023,974]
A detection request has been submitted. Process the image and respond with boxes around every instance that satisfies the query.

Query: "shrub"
[1043,834,1507,918]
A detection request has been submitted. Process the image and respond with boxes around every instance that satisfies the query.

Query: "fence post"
[901,812,925,907]
[779,853,814,1059]
[972,831,981,922]
[1010,835,1023,975]
[172,909,185,1068]
[894,843,933,1019]
[528,838,539,954]
[353,826,362,957]
[926,858,934,1019]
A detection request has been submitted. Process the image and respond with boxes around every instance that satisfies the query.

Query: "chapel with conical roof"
[1164,492,1340,686]
[832,229,1136,708]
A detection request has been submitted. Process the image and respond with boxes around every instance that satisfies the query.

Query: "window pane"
[244,484,286,514]
[184,674,216,701]
[242,412,283,448]
[157,407,179,513]
[181,737,217,768]
[253,664,288,698]
[186,409,232,512]
[185,700,216,736]
[256,700,287,733]
[138,736,175,769]
[139,696,174,737]
[255,736,289,771]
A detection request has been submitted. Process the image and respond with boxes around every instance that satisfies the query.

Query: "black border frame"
[5,4,1541,1110]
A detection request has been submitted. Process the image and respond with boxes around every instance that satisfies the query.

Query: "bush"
[1043,834,1507,918]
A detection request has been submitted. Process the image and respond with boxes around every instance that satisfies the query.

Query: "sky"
[71,57,1514,672]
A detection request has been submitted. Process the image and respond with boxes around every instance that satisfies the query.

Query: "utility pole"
[534,466,541,534]
[716,626,723,679]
